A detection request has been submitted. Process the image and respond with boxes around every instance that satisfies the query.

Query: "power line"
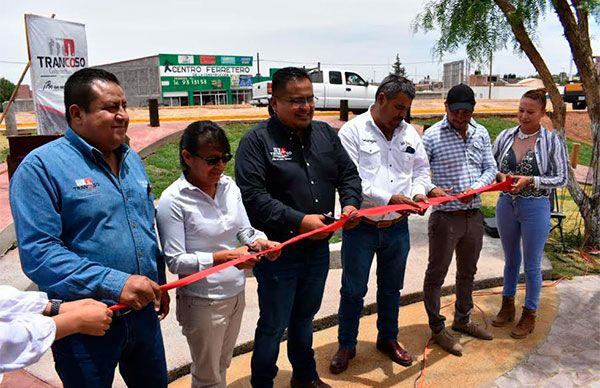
[0,60,28,65]
[258,58,465,67]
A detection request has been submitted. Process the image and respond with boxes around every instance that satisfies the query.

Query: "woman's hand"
[213,246,250,266]
[509,175,534,194]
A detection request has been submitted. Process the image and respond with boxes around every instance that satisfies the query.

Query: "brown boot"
[511,307,536,339]
[492,296,515,327]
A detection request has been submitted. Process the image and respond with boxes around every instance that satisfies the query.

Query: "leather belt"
[442,209,480,217]
[362,216,405,229]
[113,308,132,318]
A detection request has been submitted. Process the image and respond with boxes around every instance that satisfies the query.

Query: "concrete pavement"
[1,210,555,387]
[186,276,599,387]
[487,275,600,387]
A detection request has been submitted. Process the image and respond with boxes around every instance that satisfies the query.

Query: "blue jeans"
[51,304,167,388]
[337,220,410,348]
[496,194,551,310]
[250,243,330,387]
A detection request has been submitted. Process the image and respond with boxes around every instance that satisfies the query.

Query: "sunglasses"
[194,153,233,165]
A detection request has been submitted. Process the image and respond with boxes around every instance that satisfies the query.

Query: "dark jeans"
[423,209,484,333]
[338,220,410,348]
[51,304,167,388]
[250,243,330,388]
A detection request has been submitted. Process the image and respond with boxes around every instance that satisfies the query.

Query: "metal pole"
[340,100,348,121]
[256,52,260,77]
[0,62,30,126]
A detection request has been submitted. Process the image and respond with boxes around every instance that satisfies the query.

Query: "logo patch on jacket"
[73,177,100,191]
[270,147,292,161]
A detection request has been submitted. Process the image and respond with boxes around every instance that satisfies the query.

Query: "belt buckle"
[113,308,132,318]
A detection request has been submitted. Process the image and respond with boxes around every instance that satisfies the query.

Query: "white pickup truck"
[250,68,378,110]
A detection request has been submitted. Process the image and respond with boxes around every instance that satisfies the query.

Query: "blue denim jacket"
[10,128,163,304]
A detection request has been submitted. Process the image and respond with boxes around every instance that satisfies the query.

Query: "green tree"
[0,77,16,110]
[414,0,600,249]
[391,54,407,77]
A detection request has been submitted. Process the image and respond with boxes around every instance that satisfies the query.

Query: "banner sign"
[25,14,87,135]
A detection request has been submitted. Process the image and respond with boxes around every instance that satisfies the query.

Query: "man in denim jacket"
[10,68,169,387]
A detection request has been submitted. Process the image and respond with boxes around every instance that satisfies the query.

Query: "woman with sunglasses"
[491,89,568,339]
[156,121,280,388]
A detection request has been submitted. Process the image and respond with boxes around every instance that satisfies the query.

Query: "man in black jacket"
[235,67,362,388]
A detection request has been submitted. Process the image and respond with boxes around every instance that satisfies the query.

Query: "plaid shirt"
[422,116,498,212]
[492,125,569,190]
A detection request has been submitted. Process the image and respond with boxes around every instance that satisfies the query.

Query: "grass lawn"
[480,189,600,278]
[0,133,8,163]
[145,117,599,278]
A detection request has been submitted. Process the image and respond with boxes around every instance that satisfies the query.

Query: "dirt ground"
[8,99,594,145]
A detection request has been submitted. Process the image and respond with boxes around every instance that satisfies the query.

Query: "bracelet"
[49,299,62,316]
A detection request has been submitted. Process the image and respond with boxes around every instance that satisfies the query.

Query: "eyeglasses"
[194,153,233,165]
[278,96,318,108]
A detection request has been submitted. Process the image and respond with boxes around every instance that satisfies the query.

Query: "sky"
[1,0,598,85]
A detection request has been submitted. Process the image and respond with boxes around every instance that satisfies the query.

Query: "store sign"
[159,54,253,77]
[160,64,252,77]
[26,14,87,134]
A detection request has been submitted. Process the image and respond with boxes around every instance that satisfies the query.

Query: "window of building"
[192,90,228,106]
[231,89,252,104]
[163,96,189,106]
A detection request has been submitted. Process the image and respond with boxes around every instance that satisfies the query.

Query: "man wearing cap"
[421,84,498,356]
[329,75,432,374]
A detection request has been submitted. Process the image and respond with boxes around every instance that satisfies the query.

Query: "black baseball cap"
[446,84,476,112]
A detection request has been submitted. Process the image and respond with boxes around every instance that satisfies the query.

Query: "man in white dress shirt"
[329,75,432,374]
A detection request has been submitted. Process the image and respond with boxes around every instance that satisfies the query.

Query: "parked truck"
[563,82,587,110]
[562,55,599,110]
[251,68,378,110]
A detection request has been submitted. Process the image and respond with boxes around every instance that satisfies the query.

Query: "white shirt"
[0,286,56,375]
[338,107,432,221]
[156,174,267,299]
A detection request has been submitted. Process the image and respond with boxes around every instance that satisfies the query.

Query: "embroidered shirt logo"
[73,178,100,191]
[270,147,292,161]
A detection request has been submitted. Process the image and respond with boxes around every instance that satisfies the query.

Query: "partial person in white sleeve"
[156,121,280,388]
[0,285,112,381]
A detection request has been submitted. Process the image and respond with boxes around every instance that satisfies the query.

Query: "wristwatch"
[49,299,62,316]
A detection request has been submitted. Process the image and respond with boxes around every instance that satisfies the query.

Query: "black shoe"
[290,376,332,388]
[329,347,356,374]
[376,339,413,366]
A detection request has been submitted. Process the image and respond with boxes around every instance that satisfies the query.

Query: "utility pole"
[256,52,261,78]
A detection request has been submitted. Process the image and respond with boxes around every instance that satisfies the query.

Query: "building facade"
[94,53,254,107]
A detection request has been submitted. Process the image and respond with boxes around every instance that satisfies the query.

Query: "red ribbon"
[110,178,513,311]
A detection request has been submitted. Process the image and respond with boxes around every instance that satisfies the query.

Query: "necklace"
[516,128,539,140]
